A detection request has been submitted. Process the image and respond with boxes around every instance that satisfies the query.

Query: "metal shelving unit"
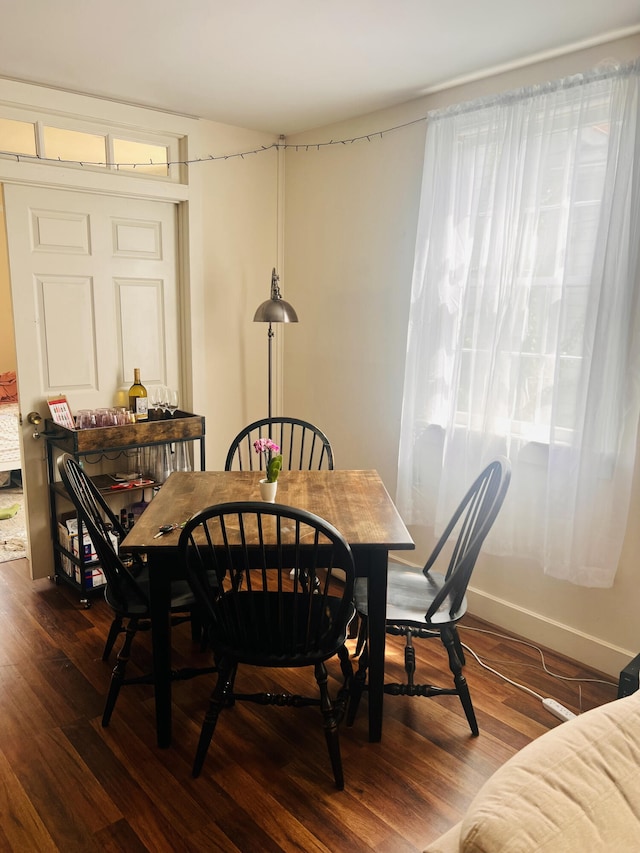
[44,410,206,605]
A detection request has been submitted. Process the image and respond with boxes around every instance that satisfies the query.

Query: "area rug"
[0,487,27,562]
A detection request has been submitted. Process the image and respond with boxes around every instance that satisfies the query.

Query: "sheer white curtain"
[397,61,640,587]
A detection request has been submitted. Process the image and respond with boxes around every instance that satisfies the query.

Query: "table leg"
[148,553,173,747]
[366,550,388,742]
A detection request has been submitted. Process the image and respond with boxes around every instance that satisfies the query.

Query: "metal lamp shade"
[253,267,299,324]
[253,297,298,324]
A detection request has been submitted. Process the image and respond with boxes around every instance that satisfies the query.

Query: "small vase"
[259,478,278,502]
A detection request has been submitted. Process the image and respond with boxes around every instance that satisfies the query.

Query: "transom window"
[0,113,179,179]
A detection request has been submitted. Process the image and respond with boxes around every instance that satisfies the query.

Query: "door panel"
[116,278,168,385]
[4,185,179,578]
[39,274,98,387]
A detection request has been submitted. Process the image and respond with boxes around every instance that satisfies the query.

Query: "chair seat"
[354,565,468,627]
[104,583,148,616]
[166,579,199,610]
[104,562,197,616]
[214,592,353,664]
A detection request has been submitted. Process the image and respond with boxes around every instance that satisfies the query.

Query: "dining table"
[120,468,414,748]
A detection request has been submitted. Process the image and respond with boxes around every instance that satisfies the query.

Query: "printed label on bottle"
[134,398,149,418]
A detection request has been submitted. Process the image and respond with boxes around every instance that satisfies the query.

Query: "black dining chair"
[57,454,214,726]
[347,457,511,736]
[224,417,334,472]
[179,501,355,789]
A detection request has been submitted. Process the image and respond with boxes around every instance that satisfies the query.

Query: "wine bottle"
[128,368,148,421]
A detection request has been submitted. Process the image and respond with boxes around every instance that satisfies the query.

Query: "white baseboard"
[466,586,632,679]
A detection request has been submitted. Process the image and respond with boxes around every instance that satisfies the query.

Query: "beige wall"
[187,122,279,470]
[284,34,640,676]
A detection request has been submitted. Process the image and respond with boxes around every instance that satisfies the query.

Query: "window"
[43,126,107,167]
[453,102,610,446]
[112,138,169,176]
[0,117,36,156]
[397,62,640,587]
[0,110,177,180]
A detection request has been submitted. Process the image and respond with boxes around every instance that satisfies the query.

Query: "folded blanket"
[0,371,18,403]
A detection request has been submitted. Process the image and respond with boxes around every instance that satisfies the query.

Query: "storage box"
[60,553,74,577]
[74,566,107,588]
[58,515,117,561]
[59,517,96,561]
[57,514,109,589]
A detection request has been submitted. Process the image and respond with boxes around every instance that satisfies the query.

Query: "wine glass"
[166,388,179,417]
[155,385,169,418]
[148,385,162,418]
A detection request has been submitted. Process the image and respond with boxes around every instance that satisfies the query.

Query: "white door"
[4,184,180,579]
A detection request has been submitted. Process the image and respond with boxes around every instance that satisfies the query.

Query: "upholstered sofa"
[424,689,640,852]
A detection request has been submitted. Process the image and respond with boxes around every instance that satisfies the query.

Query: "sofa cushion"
[446,692,640,852]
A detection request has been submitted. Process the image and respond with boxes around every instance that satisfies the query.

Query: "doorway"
[0,197,24,562]
[3,183,181,579]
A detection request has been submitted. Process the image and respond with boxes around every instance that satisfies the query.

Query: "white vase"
[259,478,278,502]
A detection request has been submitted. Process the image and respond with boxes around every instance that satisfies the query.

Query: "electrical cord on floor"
[458,624,618,720]
[460,639,577,720]
[459,625,618,689]
[459,640,544,701]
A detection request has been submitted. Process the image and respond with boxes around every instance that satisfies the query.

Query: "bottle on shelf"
[128,368,148,421]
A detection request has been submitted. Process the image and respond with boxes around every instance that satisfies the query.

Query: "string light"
[0,115,427,170]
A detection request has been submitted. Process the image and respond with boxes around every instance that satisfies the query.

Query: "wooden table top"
[121,469,414,554]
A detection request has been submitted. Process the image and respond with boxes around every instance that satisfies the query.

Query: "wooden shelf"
[43,410,205,454]
[51,474,157,500]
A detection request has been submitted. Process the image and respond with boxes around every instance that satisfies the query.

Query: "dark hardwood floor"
[0,558,617,852]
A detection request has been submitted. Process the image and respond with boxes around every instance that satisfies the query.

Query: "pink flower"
[253,438,280,455]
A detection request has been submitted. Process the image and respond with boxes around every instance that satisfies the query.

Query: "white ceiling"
[1,1,640,135]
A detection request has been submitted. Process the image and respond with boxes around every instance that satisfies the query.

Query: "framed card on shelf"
[48,395,75,430]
